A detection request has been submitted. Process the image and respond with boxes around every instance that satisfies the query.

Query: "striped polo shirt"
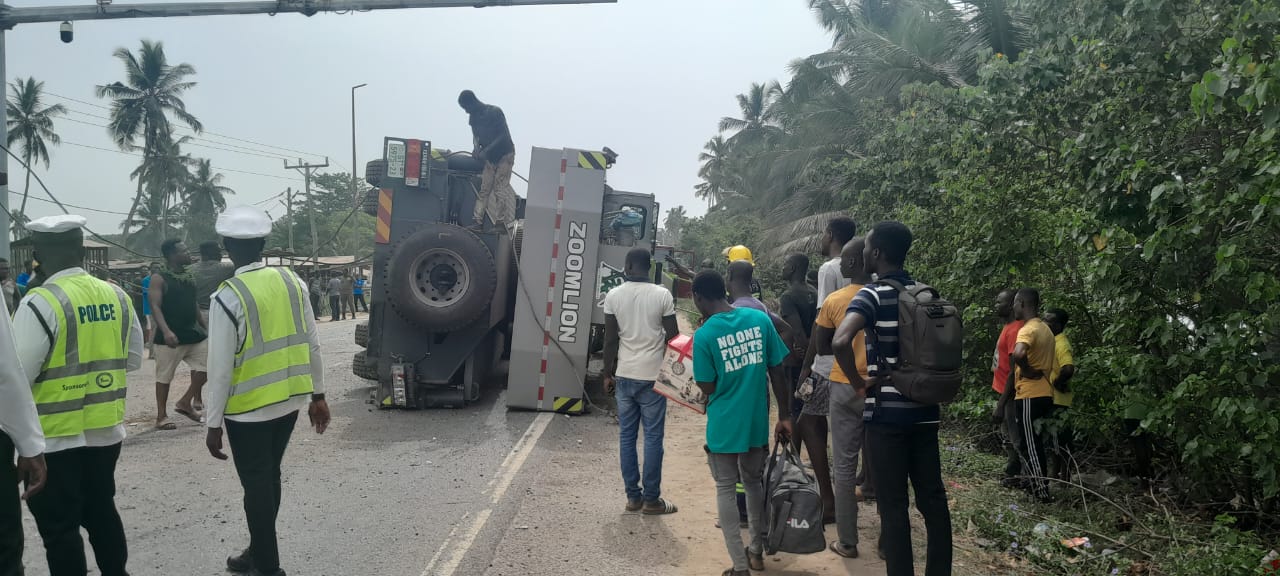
[846,270,942,425]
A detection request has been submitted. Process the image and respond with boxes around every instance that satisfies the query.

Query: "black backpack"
[876,279,964,404]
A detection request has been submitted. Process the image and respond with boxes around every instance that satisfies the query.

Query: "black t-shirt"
[469,104,515,163]
[779,285,818,338]
[154,269,207,345]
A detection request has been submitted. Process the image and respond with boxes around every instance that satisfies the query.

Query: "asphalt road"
[16,316,613,576]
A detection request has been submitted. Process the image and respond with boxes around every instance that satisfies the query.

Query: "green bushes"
[682,0,1280,507]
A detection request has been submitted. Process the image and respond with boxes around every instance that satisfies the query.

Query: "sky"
[3,0,832,242]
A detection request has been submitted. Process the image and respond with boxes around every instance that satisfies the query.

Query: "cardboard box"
[654,334,706,414]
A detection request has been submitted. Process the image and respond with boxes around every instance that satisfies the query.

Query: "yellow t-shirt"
[815,284,868,385]
[1014,317,1055,400]
[1050,332,1074,407]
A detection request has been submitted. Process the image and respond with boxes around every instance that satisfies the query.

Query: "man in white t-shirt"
[800,216,857,391]
[603,248,680,515]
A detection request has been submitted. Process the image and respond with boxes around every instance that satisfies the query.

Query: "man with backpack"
[833,221,954,576]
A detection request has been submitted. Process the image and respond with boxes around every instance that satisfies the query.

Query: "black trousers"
[309,292,321,316]
[25,443,128,576]
[1002,400,1024,479]
[1013,397,1054,499]
[0,433,24,576]
[226,411,298,574]
[868,423,952,576]
[329,295,342,321]
[354,293,368,312]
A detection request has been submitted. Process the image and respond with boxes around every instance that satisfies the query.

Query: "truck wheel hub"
[411,248,470,308]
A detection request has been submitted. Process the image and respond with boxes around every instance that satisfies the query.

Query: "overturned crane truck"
[506,147,658,414]
[355,137,518,407]
[354,138,658,411]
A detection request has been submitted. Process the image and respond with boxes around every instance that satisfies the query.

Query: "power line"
[59,115,299,161]
[45,90,332,160]
[56,100,355,174]
[6,190,131,215]
[59,140,304,182]
[1,143,159,259]
[61,107,320,161]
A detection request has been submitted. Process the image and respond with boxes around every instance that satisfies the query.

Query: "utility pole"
[278,186,294,252]
[285,158,328,270]
[351,83,367,206]
[0,0,615,260]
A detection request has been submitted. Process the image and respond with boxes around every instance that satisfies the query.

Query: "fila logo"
[786,518,810,529]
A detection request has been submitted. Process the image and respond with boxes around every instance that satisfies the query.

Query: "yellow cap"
[725,245,753,264]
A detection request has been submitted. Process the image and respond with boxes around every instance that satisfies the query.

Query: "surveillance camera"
[60,21,73,43]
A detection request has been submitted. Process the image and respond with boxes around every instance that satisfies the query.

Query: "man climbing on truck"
[458,90,516,231]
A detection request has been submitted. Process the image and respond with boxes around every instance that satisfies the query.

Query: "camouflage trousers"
[476,152,517,227]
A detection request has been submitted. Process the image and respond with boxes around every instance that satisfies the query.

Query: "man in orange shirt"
[803,237,871,558]
[991,289,1025,488]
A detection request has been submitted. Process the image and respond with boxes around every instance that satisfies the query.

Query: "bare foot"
[174,402,203,422]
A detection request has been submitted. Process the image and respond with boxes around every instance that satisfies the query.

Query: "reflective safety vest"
[30,274,131,438]
[221,267,314,415]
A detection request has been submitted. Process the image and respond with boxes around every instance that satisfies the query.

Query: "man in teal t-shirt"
[691,270,792,576]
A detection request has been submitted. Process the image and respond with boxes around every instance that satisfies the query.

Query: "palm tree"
[719,81,785,150]
[696,136,735,208]
[804,0,1030,101]
[128,134,194,251]
[96,40,202,244]
[664,206,687,247]
[6,77,66,224]
[182,159,234,244]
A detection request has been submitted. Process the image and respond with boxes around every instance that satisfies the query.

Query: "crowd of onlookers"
[604,215,1103,576]
[304,270,368,322]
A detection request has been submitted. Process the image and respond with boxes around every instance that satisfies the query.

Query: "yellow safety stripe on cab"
[577,151,607,171]
[553,396,585,414]
[376,189,394,244]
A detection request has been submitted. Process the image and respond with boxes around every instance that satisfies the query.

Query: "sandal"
[722,570,749,576]
[624,500,643,513]
[155,418,177,431]
[641,498,678,515]
[746,547,765,571]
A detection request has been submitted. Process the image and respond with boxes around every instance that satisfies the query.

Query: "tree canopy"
[681,0,1280,508]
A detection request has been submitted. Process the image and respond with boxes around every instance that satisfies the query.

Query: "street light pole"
[0,0,616,259]
[351,83,367,207]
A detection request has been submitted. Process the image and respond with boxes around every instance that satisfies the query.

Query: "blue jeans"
[616,377,667,502]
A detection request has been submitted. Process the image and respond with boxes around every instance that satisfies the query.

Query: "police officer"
[12,215,142,576]
[204,206,329,576]
[1,300,46,576]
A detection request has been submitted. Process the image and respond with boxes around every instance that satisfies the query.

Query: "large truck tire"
[360,188,379,216]
[386,222,497,332]
[353,350,377,380]
[366,159,387,187]
[355,321,369,348]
